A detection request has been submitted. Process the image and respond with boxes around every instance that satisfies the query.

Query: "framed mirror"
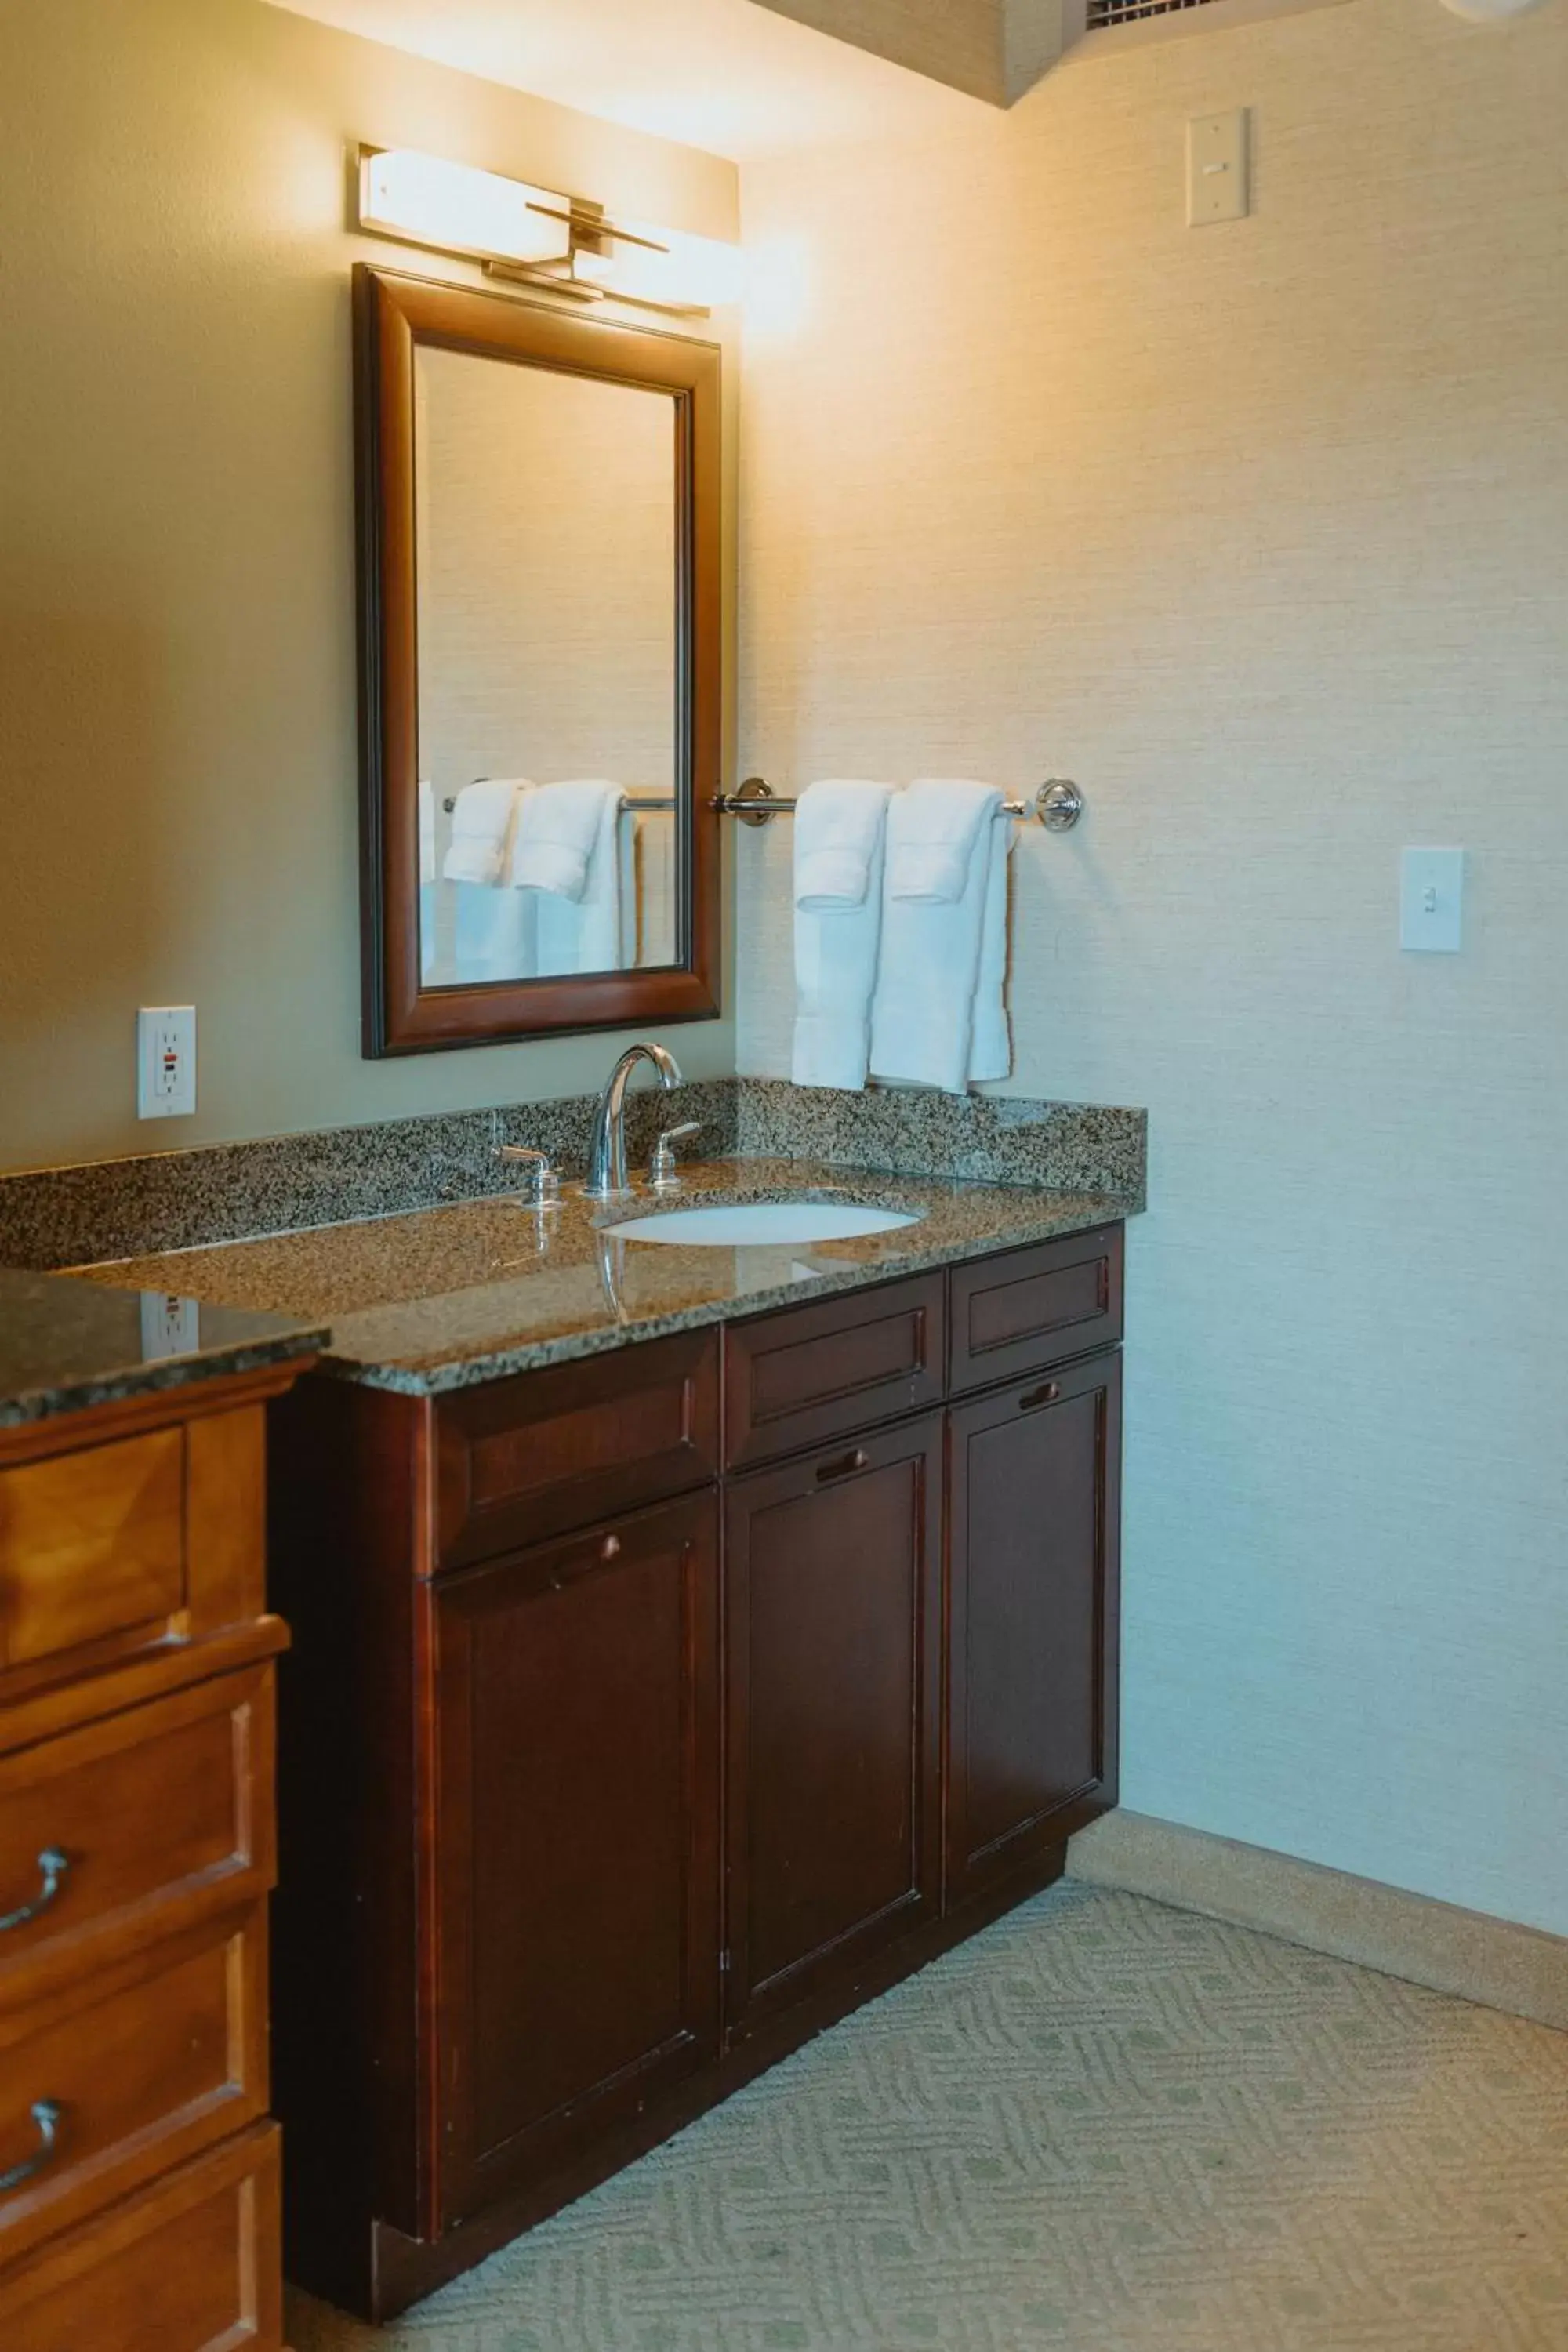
[354,267,722,1054]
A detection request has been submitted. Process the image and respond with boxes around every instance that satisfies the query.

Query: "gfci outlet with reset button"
[137,1005,197,1118]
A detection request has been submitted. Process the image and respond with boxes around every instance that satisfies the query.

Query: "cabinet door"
[724,1415,942,2042]
[433,1490,720,2228]
[946,1352,1122,1908]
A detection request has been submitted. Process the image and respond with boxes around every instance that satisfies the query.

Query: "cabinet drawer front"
[724,1274,945,1469]
[0,1429,185,1677]
[0,2119,281,2352]
[948,1226,1123,1393]
[0,1906,267,2261]
[724,1415,944,2038]
[0,1668,273,2009]
[0,1407,268,1703]
[436,1330,720,1569]
[946,1354,1122,1906]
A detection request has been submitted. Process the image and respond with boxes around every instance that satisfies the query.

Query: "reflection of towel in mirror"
[869,779,1009,1094]
[441,777,523,885]
[518,782,633,975]
[453,883,535,983]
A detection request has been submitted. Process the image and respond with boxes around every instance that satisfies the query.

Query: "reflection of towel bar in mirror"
[710,778,1086,830]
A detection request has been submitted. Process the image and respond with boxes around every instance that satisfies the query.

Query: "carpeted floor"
[288,1882,1568,2352]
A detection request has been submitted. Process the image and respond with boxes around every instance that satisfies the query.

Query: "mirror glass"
[412,344,681,986]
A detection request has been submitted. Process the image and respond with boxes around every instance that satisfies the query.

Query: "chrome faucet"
[583,1042,683,1199]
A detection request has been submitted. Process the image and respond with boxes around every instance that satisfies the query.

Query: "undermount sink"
[606,1200,923,1247]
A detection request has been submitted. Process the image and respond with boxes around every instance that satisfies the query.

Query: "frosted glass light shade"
[574,221,746,310]
[358,150,570,267]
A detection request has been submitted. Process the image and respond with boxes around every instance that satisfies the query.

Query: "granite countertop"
[0,1266,327,1431]
[81,1156,1137,1398]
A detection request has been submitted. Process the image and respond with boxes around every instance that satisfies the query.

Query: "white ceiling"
[267,0,989,163]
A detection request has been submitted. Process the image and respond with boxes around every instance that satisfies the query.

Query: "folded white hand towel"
[967,809,1014,1083]
[794,779,895,912]
[792,781,894,1091]
[884,778,1000,905]
[869,781,1005,1094]
[532,786,631,975]
[441,778,523,887]
[510,779,623,902]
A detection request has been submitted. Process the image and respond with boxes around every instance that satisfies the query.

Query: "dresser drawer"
[724,1275,946,1471]
[948,1228,1123,1394]
[0,2118,282,2352]
[0,1905,267,2262]
[0,1406,267,1701]
[435,1330,720,1570]
[0,1666,274,2010]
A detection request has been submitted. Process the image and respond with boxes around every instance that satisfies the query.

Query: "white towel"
[530,785,632,974]
[510,778,622,902]
[967,809,1014,1083]
[441,778,522,887]
[453,882,535,983]
[791,780,894,1091]
[869,780,1007,1094]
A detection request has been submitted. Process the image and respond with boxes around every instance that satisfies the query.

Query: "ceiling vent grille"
[1087,0,1218,26]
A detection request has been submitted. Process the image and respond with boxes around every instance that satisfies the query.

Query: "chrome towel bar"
[713,778,1084,829]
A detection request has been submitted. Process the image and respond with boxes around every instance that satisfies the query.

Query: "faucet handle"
[648,1123,702,1192]
[495,1144,561,1207]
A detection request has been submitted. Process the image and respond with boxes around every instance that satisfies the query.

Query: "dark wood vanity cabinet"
[269,1224,1123,2320]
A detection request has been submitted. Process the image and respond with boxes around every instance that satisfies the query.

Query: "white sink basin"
[607,1200,922,1247]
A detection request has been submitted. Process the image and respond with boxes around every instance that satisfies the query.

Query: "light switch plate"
[1399,848,1465,953]
[1188,110,1250,227]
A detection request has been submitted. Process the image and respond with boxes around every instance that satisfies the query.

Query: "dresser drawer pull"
[0,1848,69,1934]
[816,1447,869,1484]
[0,2101,61,2197]
[1018,1381,1062,1413]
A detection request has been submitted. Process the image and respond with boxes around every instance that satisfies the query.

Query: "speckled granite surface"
[736,1080,1145,1200]
[83,1157,1135,1396]
[0,1268,325,1429]
[0,1081,1143,1269]
[0,1080,741,1271]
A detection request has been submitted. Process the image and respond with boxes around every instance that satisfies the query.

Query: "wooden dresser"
[0,1356,311,2350]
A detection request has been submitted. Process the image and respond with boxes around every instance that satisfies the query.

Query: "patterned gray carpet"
[288,1882,1568,2352]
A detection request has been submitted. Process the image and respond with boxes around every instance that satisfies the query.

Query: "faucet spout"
[583,1042,683,1200]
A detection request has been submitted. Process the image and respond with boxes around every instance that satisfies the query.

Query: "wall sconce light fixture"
[357,147,743,318]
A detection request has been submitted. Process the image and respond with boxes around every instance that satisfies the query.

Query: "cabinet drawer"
[0,1666,274,2010]
[0,1406,267,1701]
[0,2118,282,2352]
[0,1905,267,2262]
[948,1226,1123,1393]
[435,1330,720,1570]
[724,1275,945,1470]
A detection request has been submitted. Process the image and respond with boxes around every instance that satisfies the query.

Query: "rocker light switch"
[1399,848,1465,953]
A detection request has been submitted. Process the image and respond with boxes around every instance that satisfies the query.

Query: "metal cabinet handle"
[816,1447,869,1484]
[599,1534,622,1563]
[0,2102,61,2197]
[0,1849,68,1934]
[1018,1381,1062,1412]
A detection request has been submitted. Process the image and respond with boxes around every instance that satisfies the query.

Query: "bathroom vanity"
[248,1192,1125,2319]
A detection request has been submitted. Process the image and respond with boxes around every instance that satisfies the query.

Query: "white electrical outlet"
[1188,111,1250,227]
[140,1290,201,1359]
[137,1005,197,1118]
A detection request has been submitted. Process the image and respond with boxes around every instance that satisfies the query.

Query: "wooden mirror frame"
[354,265,723,1056]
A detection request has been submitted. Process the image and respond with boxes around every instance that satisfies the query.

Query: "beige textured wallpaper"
[0,0,738,1172]
[736,0,1568,1932]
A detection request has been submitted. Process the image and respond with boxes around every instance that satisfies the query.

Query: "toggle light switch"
[1399,848,1465,953]
[1187,110,1250,227]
